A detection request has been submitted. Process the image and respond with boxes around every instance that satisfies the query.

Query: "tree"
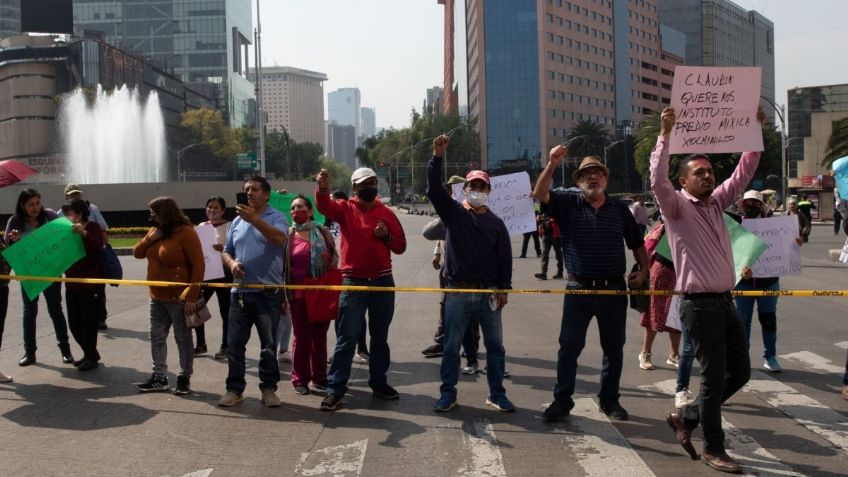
[567,119,609,157]
[318,156,353,190]
[181,108,241,159]
[824,116,848,167]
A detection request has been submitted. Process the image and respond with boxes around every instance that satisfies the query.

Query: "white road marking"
[295,439,368,476]
[745,372,848,454]
[644,380,805,476]
[457,419,507,477]
[834,341,847,350]
[553,398,655,477]
[779,351,844,374]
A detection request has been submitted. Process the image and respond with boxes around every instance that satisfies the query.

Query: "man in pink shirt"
[651,106,765,474]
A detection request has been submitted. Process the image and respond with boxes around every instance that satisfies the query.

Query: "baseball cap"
[465,170,490,185]
[742,190,763,203]
[350,167,377,185]
[64,183,83,196]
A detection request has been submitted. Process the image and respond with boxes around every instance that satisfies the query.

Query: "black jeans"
[67,285,106,362]
[540,234,563,276]
[0,285,8,350]
[521,231,540,257]
[679,293,751,454]
[835,210,843,234]
[196,272,233,348]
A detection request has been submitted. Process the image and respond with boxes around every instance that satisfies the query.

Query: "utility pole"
[254,0,266,177]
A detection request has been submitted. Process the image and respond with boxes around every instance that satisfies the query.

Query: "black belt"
[447,280,494,290]
[566,275,624,288]
[683,291,732,301]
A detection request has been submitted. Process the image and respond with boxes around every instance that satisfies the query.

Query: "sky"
[255,0,847,131]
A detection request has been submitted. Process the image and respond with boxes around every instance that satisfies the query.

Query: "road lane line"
[295,439,368,476]
[642,380,805,476]
[779,351,844,374]
[552,398,655,477]
[834,341,847,350]
[457,419,507,477]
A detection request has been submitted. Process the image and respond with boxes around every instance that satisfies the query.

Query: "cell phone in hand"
[236,192,248,206]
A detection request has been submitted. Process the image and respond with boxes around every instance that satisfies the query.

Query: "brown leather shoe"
[701,450,743,474]
[666,412,698,460]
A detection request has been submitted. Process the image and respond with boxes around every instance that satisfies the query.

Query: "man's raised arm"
[650,108,682,219]
[532,145,567,205]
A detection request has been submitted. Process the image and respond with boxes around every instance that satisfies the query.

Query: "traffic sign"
[236,152,257,169]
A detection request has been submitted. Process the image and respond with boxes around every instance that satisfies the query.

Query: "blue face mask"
[467,191,488,208]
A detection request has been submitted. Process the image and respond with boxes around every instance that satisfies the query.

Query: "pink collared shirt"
[650,136,761,293]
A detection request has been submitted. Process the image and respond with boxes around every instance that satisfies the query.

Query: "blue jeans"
[734,281,779,358]
[226,290,282,393]
[22,282,70,354]
[277,311,292,352]
[676,321,696,392]
[440,289,506,400]
[553,279,627,410]
[327,276,395,397]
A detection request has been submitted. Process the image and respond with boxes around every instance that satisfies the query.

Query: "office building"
[658,0,775,116]
[327,122,358,171]
[0,0,20,39]
[248,66,327,150]
[328,87,361,145]
[426,86,443,113]
[361,107,377,141]
[72,0,255,127]
[787,84,848,186]
[464,0,668,172]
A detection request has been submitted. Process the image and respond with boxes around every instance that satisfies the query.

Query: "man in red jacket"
[315,167,407,411]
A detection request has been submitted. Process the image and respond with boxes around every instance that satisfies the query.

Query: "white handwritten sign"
[452,171,536,236]
[839,237,848,264]
[195,223,225,281]
[740,216,801,277]
[669,66,763,154]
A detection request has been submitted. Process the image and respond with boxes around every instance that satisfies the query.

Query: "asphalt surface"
[0,214,846,477]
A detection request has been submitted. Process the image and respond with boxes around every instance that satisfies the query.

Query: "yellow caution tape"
[0,275,842,297]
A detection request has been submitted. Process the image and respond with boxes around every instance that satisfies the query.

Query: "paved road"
[0,215,846,476]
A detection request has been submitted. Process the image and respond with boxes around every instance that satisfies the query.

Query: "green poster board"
[654,214,767,283]
[268,191,325,226]
[1,218,86,300]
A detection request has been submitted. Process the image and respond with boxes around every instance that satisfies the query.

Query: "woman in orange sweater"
[133,197,204,395]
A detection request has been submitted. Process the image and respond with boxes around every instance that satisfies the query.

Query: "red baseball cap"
[465,170,490,184]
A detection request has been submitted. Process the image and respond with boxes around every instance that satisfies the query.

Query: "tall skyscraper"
[426,86,444,112]
[465,0,667,172]
[248,66,327,150]
[72,0,256,127]
[327,123,358,171]
[360,107,377,141]
[328,87,361,144]
[658,0,775,115]
[0,0,20,39]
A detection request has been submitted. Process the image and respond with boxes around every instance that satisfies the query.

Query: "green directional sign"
[236,152,257,170]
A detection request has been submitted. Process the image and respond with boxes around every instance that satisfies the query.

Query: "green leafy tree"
[567,119,609,157]
[180,108,241,177]
[318,156,354,190]
[824,116,848,167]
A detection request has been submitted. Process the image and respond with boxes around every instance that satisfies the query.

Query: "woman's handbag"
[185,298,213,328]
[100,243,123,284]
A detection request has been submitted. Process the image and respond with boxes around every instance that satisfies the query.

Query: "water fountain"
[61,85,166,183]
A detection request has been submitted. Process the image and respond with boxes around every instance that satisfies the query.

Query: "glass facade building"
[72,0,254,127]
[0,0,20,39]
[787,84,848,178]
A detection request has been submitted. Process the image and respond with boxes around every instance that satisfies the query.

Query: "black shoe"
[293,385,310,395]
[421,344,444,357]
[77,359,99,371]
[213,346,228,360]
[98,321,108,331]
[174,375,190,395]
[320,394,343,411]
[543,401,571,423]
[599,401,629,421]
[60,346,74,364]
[137,374,169,392]
[534,273,547,280]
[18,354,36,367]
[519,254,527,258]
[552,273,564,279]
[73,358,86,367]
[372,384,400,400]
[194,344,207,356]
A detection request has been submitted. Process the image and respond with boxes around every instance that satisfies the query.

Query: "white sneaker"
[764,356,782,373]
[675,388,695,409]
[461,361,480,375]
[638,352,655,370]
[278,351,292,364]
[0,371,12,383]
[666,355,680,368]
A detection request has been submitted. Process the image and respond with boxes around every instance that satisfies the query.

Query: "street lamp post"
[760,96,787,206]
[176,143,202,182]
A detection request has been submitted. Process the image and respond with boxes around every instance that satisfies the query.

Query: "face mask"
[292,209,310,224]
[467,191,488,208]
[743,206,761,219]
[357,186,378,203]
[206,208,223,222]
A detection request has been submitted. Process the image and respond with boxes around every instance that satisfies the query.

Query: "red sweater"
[315,189,406,279]
[66,221,105,291]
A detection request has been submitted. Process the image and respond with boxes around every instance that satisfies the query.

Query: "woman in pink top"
[286,195,338,395]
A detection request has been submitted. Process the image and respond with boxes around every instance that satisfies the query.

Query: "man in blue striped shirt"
[532,146,649,423]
